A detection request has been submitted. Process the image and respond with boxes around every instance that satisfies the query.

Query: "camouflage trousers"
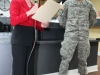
[58,34,90,75]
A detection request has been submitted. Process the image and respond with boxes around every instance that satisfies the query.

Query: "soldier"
[57,0,96,75]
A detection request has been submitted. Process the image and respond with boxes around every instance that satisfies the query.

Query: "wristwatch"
[0,0,10,11]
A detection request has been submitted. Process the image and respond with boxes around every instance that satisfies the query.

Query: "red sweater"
[10,0,43,30]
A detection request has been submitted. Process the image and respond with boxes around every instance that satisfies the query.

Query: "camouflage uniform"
[57,0,96,75]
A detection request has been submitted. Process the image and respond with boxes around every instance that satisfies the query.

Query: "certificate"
[32,0,61,22]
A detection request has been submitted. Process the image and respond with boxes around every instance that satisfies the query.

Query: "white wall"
[0,10,10,17]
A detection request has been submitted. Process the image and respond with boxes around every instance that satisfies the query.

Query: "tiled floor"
[87,56,100,75]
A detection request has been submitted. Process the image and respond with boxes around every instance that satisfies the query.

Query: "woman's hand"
[41,22,49,28]
[60,5,64,10]
[26,5,38,16]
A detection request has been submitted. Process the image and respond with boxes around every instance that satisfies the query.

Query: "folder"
[32,0,61,22]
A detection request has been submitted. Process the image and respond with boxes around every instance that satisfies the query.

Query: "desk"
[33,40,98,75]
[33,20,99,75]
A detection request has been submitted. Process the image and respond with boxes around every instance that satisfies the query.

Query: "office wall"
[90,0,100,11]
[89,0,100,55]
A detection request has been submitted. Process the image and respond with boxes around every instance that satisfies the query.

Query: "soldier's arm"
[57,1,68,28]
[89,3,97,28]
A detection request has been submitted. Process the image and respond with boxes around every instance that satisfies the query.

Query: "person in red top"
[9,0,49,75]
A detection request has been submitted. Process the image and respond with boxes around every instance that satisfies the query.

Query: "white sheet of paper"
[32,0,61,22]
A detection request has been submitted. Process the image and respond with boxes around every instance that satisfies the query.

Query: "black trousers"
[11,44,35,75]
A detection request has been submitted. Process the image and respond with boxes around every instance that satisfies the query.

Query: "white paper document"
[32,0,61,22]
